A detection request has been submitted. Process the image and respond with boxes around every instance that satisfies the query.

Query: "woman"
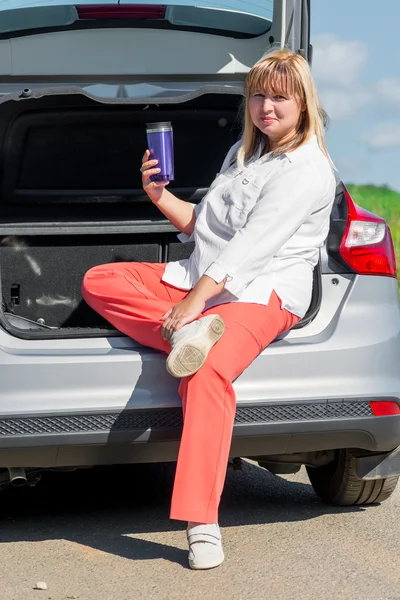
[82,48,337,570]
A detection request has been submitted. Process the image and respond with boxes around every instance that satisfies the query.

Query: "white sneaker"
[166,315,225,378]
[187,523,225,570]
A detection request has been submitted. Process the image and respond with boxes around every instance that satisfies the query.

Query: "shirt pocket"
[209,164,242,191]
[221,176,261,230]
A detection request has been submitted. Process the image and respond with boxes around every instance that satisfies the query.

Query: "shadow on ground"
[0,461,368,568]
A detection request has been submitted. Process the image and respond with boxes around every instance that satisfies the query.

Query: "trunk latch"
[10,284,20,309]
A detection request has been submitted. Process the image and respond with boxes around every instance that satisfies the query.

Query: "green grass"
[345,184,400,279]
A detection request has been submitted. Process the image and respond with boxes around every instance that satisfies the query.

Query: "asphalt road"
[1,461,399,600]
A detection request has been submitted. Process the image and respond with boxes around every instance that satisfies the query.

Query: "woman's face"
[249,89,303,147]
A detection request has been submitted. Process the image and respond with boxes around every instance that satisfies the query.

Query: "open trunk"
[0,87,325,340]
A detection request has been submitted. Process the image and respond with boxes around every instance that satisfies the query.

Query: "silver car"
[0,0,400,505]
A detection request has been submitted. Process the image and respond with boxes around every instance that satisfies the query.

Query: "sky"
[311,0,400,191]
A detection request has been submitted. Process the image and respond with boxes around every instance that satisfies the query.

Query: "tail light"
[77,5,166,19]
[370,401,400,416]
[339,187,397,278]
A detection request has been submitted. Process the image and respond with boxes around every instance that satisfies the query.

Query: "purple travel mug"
[146,121,175,183]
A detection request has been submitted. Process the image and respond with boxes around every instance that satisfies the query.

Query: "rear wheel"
[306,449,399,506]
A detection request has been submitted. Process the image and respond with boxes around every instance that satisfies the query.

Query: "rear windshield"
[0,1,274,39]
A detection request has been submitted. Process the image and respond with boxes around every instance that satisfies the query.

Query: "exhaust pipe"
[8,467,27,486]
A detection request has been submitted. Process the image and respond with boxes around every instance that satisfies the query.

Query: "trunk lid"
[0,1,310,80]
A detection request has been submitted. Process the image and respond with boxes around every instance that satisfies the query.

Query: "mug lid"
[146,121,172,129]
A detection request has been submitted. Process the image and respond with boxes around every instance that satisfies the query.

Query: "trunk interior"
[0,87,335,340]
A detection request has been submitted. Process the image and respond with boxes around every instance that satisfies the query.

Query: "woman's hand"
[161,293,206,340]
[161,276,226,340]
[141,150,169,203]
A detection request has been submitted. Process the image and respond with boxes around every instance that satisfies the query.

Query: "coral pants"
[82,262,299,523]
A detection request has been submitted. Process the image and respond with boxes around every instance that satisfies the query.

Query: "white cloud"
[319,87,373,121]
[362,123,400,149]
[311,34,368,87]
[375,78,400,108]
[310,34,371,121]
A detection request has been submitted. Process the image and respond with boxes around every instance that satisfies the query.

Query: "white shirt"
[162,134,337,318]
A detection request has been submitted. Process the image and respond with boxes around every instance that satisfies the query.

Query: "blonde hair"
[237,48,334,168]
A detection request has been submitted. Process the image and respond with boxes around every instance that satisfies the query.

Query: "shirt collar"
[283,134,319,163]
[254,133,318,164]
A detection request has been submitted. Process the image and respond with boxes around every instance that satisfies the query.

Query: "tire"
[306,449,399,506]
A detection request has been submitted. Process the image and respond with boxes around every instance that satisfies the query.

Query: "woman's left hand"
[161,294,206,340]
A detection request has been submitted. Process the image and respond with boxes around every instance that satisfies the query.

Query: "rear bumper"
[1,276,400,469]
[0,399,399,469]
